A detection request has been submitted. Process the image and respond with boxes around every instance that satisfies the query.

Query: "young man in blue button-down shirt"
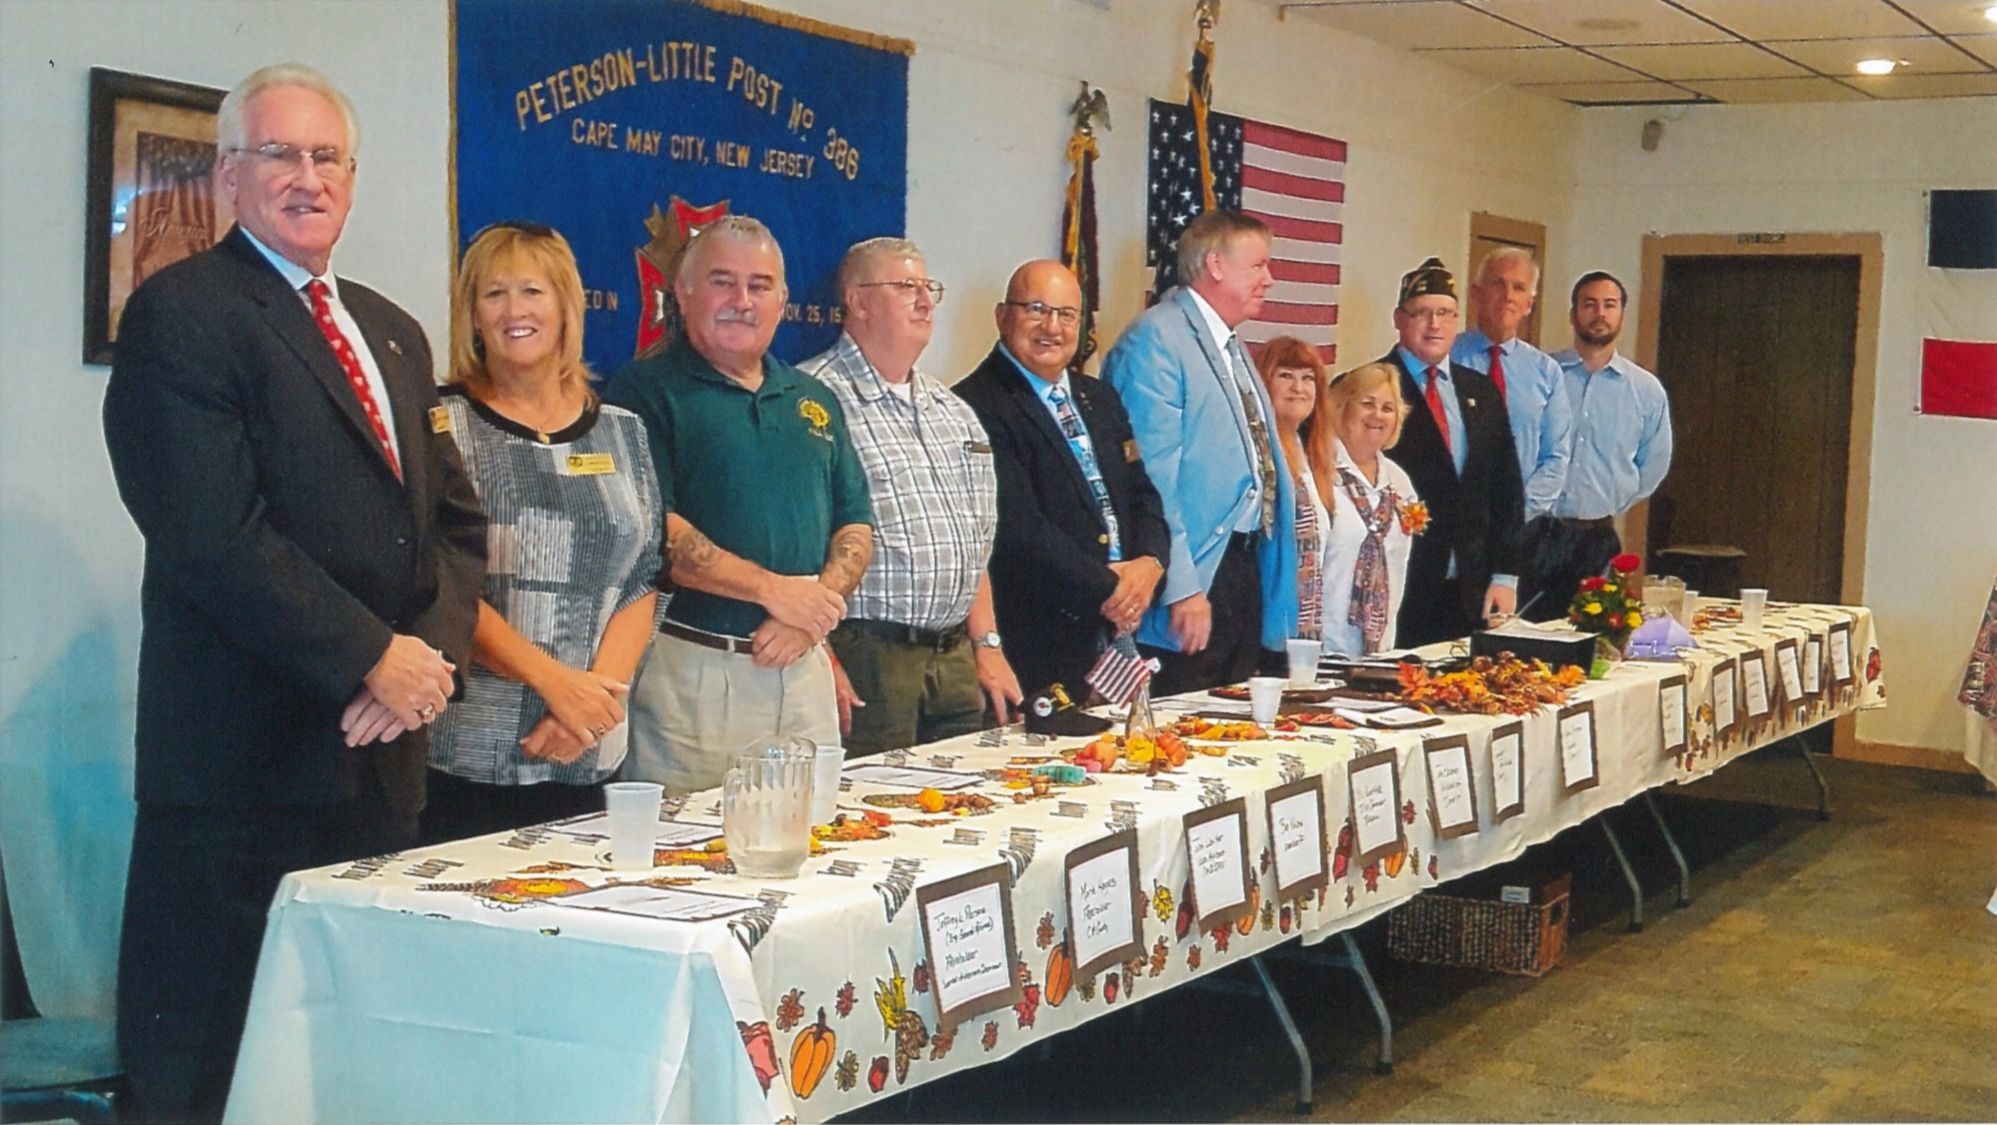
[1542,270,1675,618]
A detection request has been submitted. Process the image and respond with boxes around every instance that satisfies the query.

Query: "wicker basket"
[1386,874,1571,977]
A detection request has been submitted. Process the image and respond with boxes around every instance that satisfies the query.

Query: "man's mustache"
[715,307,761,326]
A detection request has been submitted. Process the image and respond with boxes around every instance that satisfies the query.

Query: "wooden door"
[1649,255,1860,604]
[1468,212,1548,348]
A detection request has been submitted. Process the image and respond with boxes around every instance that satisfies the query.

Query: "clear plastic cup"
[809,742,844,826]
[1740,588,1768,631]
[603,781,663,871]
[1284,639,1320,687]
[1248,676,1286,725]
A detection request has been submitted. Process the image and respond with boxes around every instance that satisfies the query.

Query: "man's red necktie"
[305,280,401,481]
[1488,343,1508,400]
[1424,367,1452,454]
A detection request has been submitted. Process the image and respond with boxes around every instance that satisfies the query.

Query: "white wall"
[1565,98,1997,758]
[0,0,1576,1018]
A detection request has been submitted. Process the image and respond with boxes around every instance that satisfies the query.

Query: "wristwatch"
[976,630,1003,650]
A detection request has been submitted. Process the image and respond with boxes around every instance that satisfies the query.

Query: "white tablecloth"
[227,602,1883,1124]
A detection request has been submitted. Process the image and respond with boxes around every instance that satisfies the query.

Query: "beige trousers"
[625,631,839,796]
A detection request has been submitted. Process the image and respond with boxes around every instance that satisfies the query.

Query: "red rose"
[1580,577,1608,592]
[1608,614,1624,629]
[1611,553,1642,573]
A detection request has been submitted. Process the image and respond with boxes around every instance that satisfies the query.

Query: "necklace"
[484,383,578,444]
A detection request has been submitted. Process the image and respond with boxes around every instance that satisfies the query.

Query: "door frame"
[1635,231,1882,761]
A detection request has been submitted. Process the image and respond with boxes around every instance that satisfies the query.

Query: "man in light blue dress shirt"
[1541,270,1675,618]
[1452,247,1574,616]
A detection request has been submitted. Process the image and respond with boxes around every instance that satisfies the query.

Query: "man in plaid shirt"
[799,238,1023,754]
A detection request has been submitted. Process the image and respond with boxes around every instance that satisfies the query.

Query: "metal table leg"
[1793,738,1833,819]
[1325,932,1394,1074]
[1600,817,1645,932]
[1642,791,1693,909]
[1250,956,1315,1112]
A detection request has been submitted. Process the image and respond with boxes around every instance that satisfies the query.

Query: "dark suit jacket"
[954,347,1169,693]
[103,227,486,814]
[1384,352,1526,627]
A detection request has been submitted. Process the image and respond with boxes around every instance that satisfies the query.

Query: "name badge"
[428,405,452,434]
[565,452,616,476]
[965,440,992,455]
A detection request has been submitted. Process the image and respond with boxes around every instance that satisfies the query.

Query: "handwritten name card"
[1488,721,1524,822]
[1346,748,1406,865]
[1828,621,1854,684]
[1774,639,1804,707]
[1741,651,1772,719]
[1558,701,1601,794]
[1183,798,1253,930]
[916,864,1023,1031]
[1264,776,1329,898]
[1712,658,1738,736]
[1659,674,1689,757]
[1803,634,1824,696]
[1423,734,1479,839]
[1063,830,1143,979]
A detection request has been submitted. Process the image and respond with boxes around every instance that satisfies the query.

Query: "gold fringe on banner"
[690,0,916,56]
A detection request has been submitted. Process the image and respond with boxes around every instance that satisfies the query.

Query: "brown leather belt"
[841,618,967,652]
[660,619,756,655]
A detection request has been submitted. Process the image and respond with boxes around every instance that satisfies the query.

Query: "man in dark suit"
[1381,257,1525,647]
[954,260,1169,695]
[101,64,485,1121]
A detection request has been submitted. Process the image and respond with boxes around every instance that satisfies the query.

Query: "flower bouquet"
[1569,552,1646,676]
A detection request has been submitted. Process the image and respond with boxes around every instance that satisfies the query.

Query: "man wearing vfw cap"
[1378,257,1525,647]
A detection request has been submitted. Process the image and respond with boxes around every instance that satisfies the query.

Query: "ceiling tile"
[1679,76,1873,102]
[1517,78,1706,103]
[1415,45,1652,83]
[1471,0,1732,44]
[1876,0,1997,35]
[1673,0,1927,40]
[1845,70,1997,95]
[1763,34,1994,75]
[1290,1,1555,50]
[1956,33,1997,65]
[1595,41,1812,79]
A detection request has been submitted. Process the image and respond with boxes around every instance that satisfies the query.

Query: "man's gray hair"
[216,63,361,157]
[676,215,787,288]
[1476,244,1541,291]
[1175,209,1271,289]
[834,237,923,307]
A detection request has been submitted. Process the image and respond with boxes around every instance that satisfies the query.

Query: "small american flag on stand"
[1147,101,1347,365]
[1086,641,1157,707]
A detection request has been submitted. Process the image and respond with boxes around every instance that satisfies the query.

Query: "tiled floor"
[847,754,1997,1122]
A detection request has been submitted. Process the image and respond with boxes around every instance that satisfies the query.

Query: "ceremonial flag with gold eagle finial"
[1189,0,1219,212]
[1061,85,1107,372]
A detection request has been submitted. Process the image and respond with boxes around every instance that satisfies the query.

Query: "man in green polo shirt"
[606,215,874,794]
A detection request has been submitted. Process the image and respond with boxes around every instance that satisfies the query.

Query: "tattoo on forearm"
[668,521,723,576]
[819,524,874,598]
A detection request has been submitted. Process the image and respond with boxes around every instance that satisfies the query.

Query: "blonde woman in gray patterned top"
[422,221,665,843]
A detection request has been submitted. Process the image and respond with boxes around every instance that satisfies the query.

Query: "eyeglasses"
[1002,300,1082,327]
[857,278,945,305]
[228,141,354,179]
[1403,306,1459,324]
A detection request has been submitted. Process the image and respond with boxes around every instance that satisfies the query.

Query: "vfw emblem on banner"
[634,196,731,360]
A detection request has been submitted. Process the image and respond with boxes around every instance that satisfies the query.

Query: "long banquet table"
[226,600,1886,1124]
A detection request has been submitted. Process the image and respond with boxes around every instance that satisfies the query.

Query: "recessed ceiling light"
[1985,4,1997,26]
[1855,57,1900,75]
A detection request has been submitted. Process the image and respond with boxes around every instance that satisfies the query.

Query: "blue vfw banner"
[454,0,911,374]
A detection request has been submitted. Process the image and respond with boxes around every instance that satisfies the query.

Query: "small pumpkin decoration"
[789,1008,836,1100]
[1044,941,1074,1007]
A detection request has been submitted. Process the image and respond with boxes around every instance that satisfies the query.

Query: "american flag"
[1086,643,1156,707]
[1146,101,1347,365]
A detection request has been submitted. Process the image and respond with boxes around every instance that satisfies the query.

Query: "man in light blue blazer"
[1102,210,1298,695]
